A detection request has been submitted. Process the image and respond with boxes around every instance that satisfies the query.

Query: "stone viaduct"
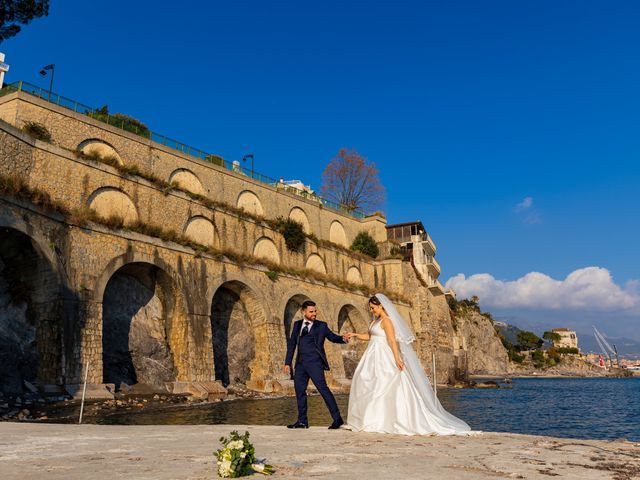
[0,88,463,398]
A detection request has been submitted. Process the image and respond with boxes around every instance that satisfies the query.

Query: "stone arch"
[101,261,179,390]
[237,190,264,216]
[329,220,348,247]
[78,139,123,165]
[183,216,215,247]
[337,304,368,379]
[169,168,206,196]
[88,187,138,224]
[282,293,312,343]
[210,280,268,387]
[305,253,326,274]
[0,227,64,393]
[253,237,280,264]
[289,207,310,234]
[346,266,363,284]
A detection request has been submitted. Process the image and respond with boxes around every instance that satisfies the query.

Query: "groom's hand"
[283,365,290,375]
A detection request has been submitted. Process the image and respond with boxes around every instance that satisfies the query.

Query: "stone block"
[271,379,295,395]
[165,381,226,400]
[65,384,114,400]
[197,381,227,400]
[245,379,272,393]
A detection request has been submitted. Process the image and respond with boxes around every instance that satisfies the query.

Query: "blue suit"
[285,319,345,424]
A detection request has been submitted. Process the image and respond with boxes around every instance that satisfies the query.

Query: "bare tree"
[320,148,385,214]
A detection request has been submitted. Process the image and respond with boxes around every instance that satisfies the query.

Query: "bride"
[344,294,473,436]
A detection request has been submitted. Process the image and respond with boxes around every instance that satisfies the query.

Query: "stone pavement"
[1,423,639,479]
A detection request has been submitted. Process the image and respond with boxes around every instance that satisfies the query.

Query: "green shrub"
[508,350,525,363]
[264,271,279,281]
[206,154,226,167]
[556,347,579,355]
[531,349,545,368]
[517,330,543,350]
[272,217,306,253]
[547,347,561,364]
[543,331,562,343]
[23,121,52,142]
[88,105,151,138]
[350,231,379,258]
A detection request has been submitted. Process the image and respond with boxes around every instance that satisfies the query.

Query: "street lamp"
[242,154,254,177]
[39,64,55,101]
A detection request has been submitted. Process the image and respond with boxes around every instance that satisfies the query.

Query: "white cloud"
[445,267,639,311]
[515,196,533,212]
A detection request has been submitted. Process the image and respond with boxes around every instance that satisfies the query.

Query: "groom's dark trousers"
[285,319,345,425]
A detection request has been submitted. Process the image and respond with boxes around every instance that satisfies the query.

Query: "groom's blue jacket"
[285,320,345,371]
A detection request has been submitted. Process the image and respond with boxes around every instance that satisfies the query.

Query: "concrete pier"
[1,423,638,479]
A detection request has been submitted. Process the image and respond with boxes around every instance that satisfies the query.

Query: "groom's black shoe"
[328,418,344,430]
[287,421,309,429]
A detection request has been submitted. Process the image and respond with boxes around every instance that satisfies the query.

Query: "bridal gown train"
[346,319,473,436]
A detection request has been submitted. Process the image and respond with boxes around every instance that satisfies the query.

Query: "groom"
[283,300,347,429]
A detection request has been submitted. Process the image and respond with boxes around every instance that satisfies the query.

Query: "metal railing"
[1,80,366,219]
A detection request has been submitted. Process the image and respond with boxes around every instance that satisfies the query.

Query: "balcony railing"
[1,80,365,219]
[428,280,445,295]
[427,256,441,273]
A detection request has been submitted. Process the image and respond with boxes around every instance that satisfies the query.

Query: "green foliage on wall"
[88,105,151,138]
[350,231,379,258]
[22,121,51,142]
[272,217,306,253]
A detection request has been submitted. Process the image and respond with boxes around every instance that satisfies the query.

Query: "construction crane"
[593,326,620,368]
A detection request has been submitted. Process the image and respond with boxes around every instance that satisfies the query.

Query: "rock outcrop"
[452,306,510,376]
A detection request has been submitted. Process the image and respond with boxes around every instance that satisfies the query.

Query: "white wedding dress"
[346,294,473,436]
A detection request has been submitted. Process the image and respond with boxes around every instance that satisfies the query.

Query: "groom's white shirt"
[299,319,314,336]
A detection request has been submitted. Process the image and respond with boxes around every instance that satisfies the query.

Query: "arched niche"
[169,168,206,196]
[237,190,264,216]
[78,139,123,165]
[282,293,311,343]
[0,227,63,393]
[305,253,326,274]
[101,262,178,390]
[184,216,215,247]
[253,237,280,264]
[329,220,348,247]
[289,207,310,234]
[337,304,368,379]
[88,187,138,224]
[210,280,266,386]
[346,266,363,284]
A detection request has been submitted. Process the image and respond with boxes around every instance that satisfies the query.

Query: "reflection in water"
[96,390,465,427]
[84,378,640,441]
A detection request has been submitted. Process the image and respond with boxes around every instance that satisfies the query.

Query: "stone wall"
[0,91,508,396]
[0,127,379,290]
[0,92,387,245]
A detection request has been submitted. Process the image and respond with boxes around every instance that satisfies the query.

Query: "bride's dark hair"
[369,295,381,305]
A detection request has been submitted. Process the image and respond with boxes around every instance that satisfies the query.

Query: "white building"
[551,328,579,350]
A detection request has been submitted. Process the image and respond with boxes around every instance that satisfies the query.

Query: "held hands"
[343,332,356,342]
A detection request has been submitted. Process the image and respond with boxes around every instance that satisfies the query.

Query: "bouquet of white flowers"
[215,430,274,478]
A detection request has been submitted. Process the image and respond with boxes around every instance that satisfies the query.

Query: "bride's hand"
[395,357,405,371]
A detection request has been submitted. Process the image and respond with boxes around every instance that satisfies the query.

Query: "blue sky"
[4,1,639,339]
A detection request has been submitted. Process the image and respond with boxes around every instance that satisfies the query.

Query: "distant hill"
[576,333,640,357]
[494,322,523,345]
[494,321,640,358]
